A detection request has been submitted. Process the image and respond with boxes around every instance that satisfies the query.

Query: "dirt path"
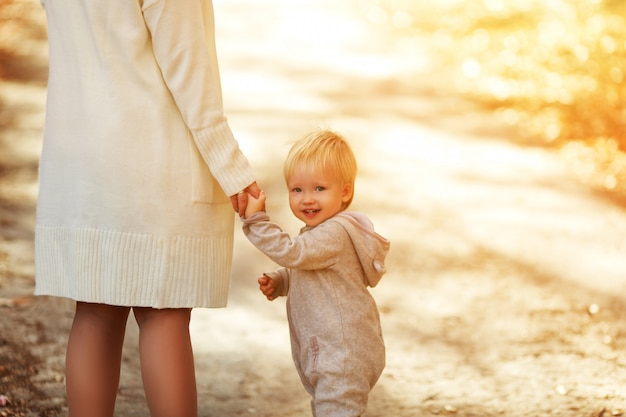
[2,1,626,416]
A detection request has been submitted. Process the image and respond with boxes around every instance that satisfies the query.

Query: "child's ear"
[341,183,353,202]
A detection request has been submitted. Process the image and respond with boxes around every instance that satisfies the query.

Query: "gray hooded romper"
[243,211,390,417]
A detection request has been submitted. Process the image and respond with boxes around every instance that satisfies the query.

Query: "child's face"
[287,166,352,227]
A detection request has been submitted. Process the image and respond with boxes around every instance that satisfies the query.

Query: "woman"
[34,0,260,416]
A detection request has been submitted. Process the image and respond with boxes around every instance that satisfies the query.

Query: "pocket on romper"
[189,133,229,204]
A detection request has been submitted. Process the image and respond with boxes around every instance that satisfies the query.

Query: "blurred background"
[2,1,626,204]
[2,2,626,190]
[358,0,626,202]
[3,0,626,416]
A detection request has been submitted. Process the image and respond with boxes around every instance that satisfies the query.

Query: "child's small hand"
[258,274,277,301]
[244,190,266,218]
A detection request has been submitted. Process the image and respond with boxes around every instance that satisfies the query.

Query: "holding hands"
[230,181,262,217]
[244,190,266,219]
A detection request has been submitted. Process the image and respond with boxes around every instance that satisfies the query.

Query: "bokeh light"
[358,0,626,201]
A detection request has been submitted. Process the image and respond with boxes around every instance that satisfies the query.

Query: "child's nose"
[302,191,314,203]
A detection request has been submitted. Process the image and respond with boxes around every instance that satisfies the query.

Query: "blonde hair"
[283,130,358,209]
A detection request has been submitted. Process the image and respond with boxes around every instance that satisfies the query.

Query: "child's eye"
[292,187,302,193]
[315,186,325,192]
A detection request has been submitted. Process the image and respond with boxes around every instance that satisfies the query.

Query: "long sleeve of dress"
[142,0,254,196]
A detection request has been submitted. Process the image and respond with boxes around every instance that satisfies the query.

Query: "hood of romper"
[333,211,391,288]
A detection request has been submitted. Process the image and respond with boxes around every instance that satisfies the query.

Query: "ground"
[2,1,626,416]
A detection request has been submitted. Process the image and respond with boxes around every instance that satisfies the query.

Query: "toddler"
[242,130,390,417]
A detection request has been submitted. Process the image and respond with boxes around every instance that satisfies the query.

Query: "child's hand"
[258,274,277,301]
[244,190,266,218]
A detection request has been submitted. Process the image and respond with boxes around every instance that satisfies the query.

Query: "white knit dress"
[34,0,256,308]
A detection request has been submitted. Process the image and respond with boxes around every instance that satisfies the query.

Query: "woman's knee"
[74,302,130,326]
[132,307,192,328]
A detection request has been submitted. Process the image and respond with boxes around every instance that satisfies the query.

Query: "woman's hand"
[230,181,261,217]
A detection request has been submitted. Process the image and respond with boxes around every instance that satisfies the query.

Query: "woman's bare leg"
[133,307,197,417]
[66,302,130,417]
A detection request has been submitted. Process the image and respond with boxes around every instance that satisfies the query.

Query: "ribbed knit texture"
[35,0,255,308]
[194,122,256,197]
[35,226,233,308]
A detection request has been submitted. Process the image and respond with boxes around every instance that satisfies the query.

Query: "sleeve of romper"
[263,268,290,297]
[242,212,347,271]
[141,0,255,196]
